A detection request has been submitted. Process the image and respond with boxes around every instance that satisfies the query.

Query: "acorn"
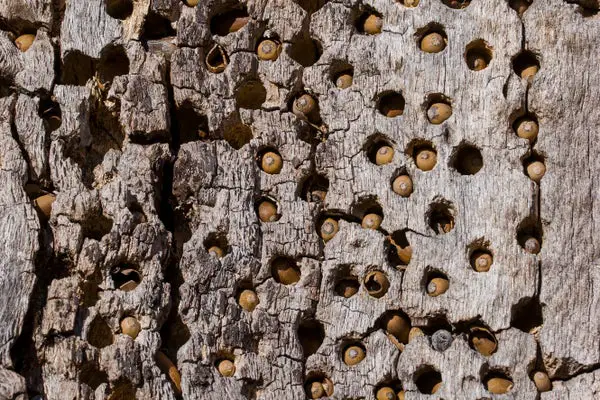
[257,39,281,61]
[120,316,141,339]
[238,289,259,311]
[532,371,551,392]
[257,200,278,222]
[271,257,301,285]
[467,52,489,71]
[217,359,235,377]
[320,218,339,242]
[379,94,404,117]
[515,118,539,141]
[118,269,140,292]
[403,0,420,6]
[321,378,334,396]
[376,387,396,400]
[469,327,497,356]
[471,251,493,272]
[408,327,424,342]
[397,390,405,400]
[208,246,224,258]
[521,64,539,81]
[205,44,228,73]
[524,237,541,254]
[15,34,35,52]
[392,175,413,197]
[420,32,446,53]
[431,329,453,352]
[363,14,383,35]
[486,377,513,394]
[307,381,325,399]
[343,345,365,366]
[526,160,546,182]
[364,271,389,298]
[293,94,318,121]
[431,382,442,394]
[33,193,56,219]
[261,151,283,174]
[335,72,353,89]
[394,244,412,265]
[384,313,411,343]
[415,148,437,171]
[156,351,182,394]
[362,213,382,230]
[427,276,449,297]
[427,103,452,124]
[335,279,360,298]
[375,145,394,165]
[184,0,199,5]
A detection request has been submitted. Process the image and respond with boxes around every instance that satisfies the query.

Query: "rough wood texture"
[1,0,600,399]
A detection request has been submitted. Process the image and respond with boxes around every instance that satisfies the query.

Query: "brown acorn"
[394,244,412,265]
[33,193,56,219]
[205,44,228,73]
[384,313,411,344]
[362,213,382,230]
[335,72,353,89]
[271,257,301,285]
[208,246,224,258]
[320,218,339,242]
[293,94,318,122]
[515,118,539,141]
[307,381,325,399]
[376,387,396,400]
[257,39,281,61]
[526,160,546,182]
[363,14,383,35]
[532,371,551,392]
[156,351,182,394]
[261,151,283,174]
[257,200,278,222]
[486,377,513,394]
[521,65,539,81]
[15,34,35,52]
[471,251,493,272]
[420,32,446,53]
[375,145,394,165]
[431,382,442,394]
[217,359,235,377]
[427,102,452,124]
[120,316,141,339]
[427,277,449,297]
[392,175,413,197]
[343,344,366,365]
[467,52,489,71]
[184,0,199,6]
[335,278,359,298]
[408,327,424,342]
[364,271,389,298]
[415,148,437,171]
[403,0,420,6]
[238,289,259,311]
[524,236,541,254]
[469,327,497,356]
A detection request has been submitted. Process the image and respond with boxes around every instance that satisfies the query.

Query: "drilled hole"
[441,0,471,8]
[87,316,114,349]
[424,270,449,297]
[329,60,354,89]
[426,200,455,234]
[38,97,62,132]
[469,326,498,356]
[523,152,546,182]
[204,232,228,258]
[364,270,389,298]
[483,370,514,394]
[111,264,141,291]
[516,217,543,254]
[355,11,383,35]
[304,372,334,399]
[224,122,253,150]
[257,147,283,174]
[425,93,452,124]
[375,380,404,400]
[271,256,301,285]
[387,229,412,267]
[377,91,405,118]
[298,319,325,356]
[205,44,228,73]
[80,361,109,390]
[98,45,129,83]
[108,379,136,400]
[61,51,96,86]
[366,138,395,166]
[400,0,420,7]
[210,8,250,36]
[317,214,340,242]
[142,12,175,40]
[414,366,443,394]
[451,144,483,175]
[334,265,360,298]
[511,296,543,332]
[512,51,540,81]
[177,101,210,143]
[513,113,539,142]
[293,0,330,14]
[409,140,437,172]
[288,37,322,67]
[105,0,133,20]
[342,341,366,366]
[298,173,329,202]
[416,23,447,53]
[468,244,494,272]
[508,0,532,14]
[465,39,493,71]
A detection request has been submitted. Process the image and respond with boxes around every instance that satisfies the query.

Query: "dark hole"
[108,378,136,400]
[177,101,210,143]
[516,217,543,254]
[236,80,267,110]
[465,39,493,71]
[293,0,330,13]
[334,277,360,297]
[80,361,109,390]
[440,0,471,8]
[203,232,229,257]
[510,296,543,332]
[111,264,141,291]
[142,12,176,41]
[508,0,532,14]
[298,173,329,202]
[82,214,114,241]
[87,316,114,349]
[451,144,483,175]
[81,279,102,307]
[223,123,253,150]
[423,315,452,335]
[38,97,62,132]
[377,91,405,118]
[427,201,455,234]
[414,366,443,394]
[210,8,250,36]
[61,51,96,86]
[288,37,322,67]
[298,319,325,356]
[365,274,381,292]
[512,50,540,78]
[105,0,134,20]
[159,314,191,365]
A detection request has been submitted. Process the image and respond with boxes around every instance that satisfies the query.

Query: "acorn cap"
[415,149,437,171]
[427,277,449,297]
[321,377,334,396]
[258,200,278,222]
[469,327,497,356]
[427,103,452,124]
[33,193,56,219]
[362,213,382,230]
[343,345,365,365]
[272,258,301,285]
[261,151,283,174]
[238,289,259,311]
[521,65,539,81]
[392,175,413,197]
[375,145,394,165]
[363,14,383,35]
[257,39,281,61]
[384,313,411,343]
[208,246,224,258]
[486,377,513,394]
[307,381,325,399]
[217,359,235,377]
[472,251,493,272]
[408,326,424,342]
[335,279,359,298]
[420,32,446,53]
[524,237,541,254]
[335,72,353,89]
[320,218,339,242]
[526,161,546,182]
[156,351,182,394]
[376,387,396,400]
[205,44,228,73]
[120,316,141,339]
[516,119,539,141]
[15,34,35,52]
[364,271,389,298]
[532,371,551,392]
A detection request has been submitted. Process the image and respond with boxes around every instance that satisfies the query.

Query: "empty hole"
[142,12,175,40]
[508,0,532,14]
[61,51,96,86]
[80,361,109,390]
[176,101,210,143]
[377,91,405,118]
[288,37,322,67]
[98,46,130,83]
[511,296,543,332]
[423,315,453,335]
[451,144,483,175]
[355,11,383,35]
[387,229,412,267]
[572,1,600,17]
[81,214,114,241]
[87,316,114,349]
[210,8,250,36]
[298,319,325,356]
[293,0,330,13]
[440,0,471,8]
[224,123,253,150]
[416,23,448,53]
[38,97,62,132]
[109,379,136,400]
[236,80,267,110]
[414,366,443,394]
[426,200,456,234]
[516,217,543,254]
[465,39,493,71]
[271,256,301,284]
[298,173,329,202]
[205,44,228,73]
[105,0,133,20]
[111,264,141,291]
[483,370,514,394]
[204,232,229,258]
[512,51,540,79]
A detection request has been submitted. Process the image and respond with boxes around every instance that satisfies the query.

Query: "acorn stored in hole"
[343,345,366,365]
[208,246,224,258]
[486,377,513,394]
[375,145,394,165]
[392,175,413,197]
[469,327,497,356]
[420,32,446,53]
[427,103,452,124]
[120,317,141,339]
[184,0,199,6]
[205,44,228,73]
[238,289,259,311]
[515,118,539,141]
[376,387,396,400]
[384,313,410,344]
[526,160,546,182]
[364,271,389,298]
[403,0,420,6]
[427,277,449,297]
[521,65,539,81]
[431,330,453,352]
[524,236,541,254]
[261,151,283,174]
[293,94,318,121]
[408,327,424,342]
[335,72,353,89]
[471,251,493,272]
[217,359,236,377]
[362,213,382,230]
[257,39,281,61]
[394,244,412,265]
[156,351,182,394]
[307,382,325,399]
[33,193,56,219]
[363,15,383,35]
[15,34,35,52]
[320,218,339,242]
[271,258,301,285]
[532,371,551,392]
[335,279,359,298]
[415,148,437,171]
[257,200,278,222]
